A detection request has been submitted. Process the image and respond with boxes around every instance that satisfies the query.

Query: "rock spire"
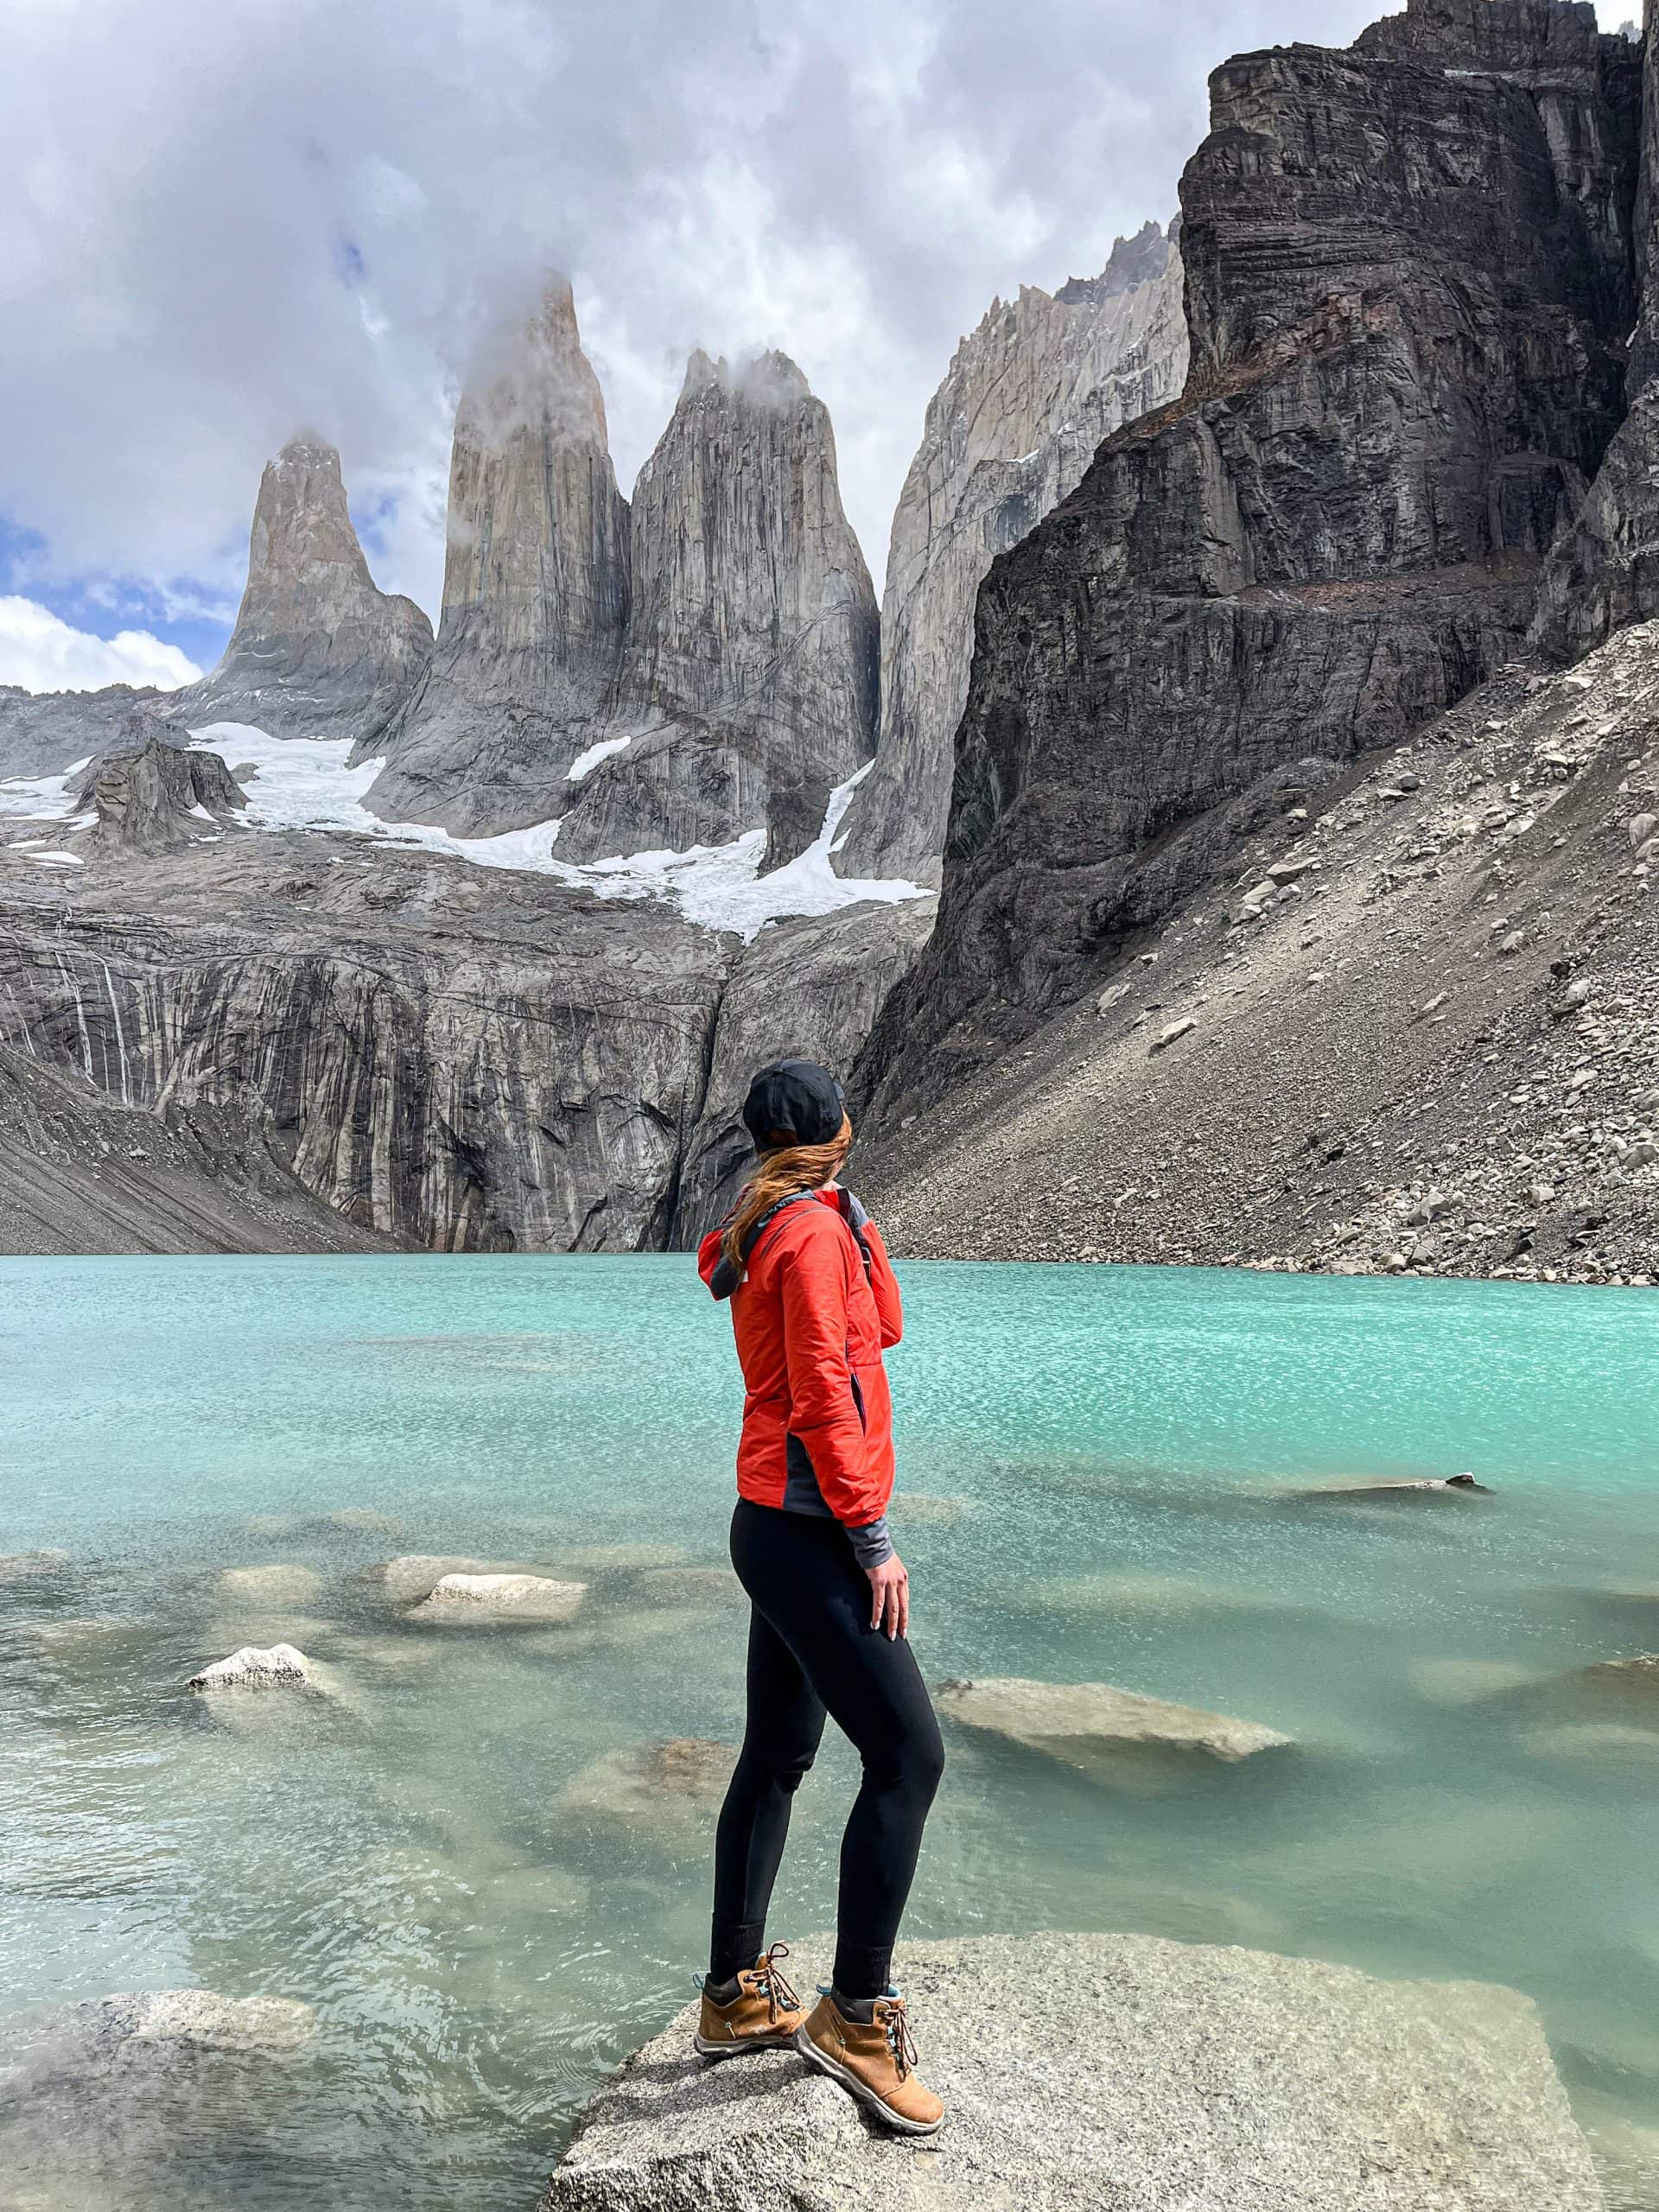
[365,278,632,832]
[554,348,878,868]
[182,438,432,741]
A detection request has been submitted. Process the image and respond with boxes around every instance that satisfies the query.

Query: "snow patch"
[184,725,925,939]
[0,758,92,821]
[566,734,632,782]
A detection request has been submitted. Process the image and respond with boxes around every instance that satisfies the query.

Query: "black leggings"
[710,1500,945,1999]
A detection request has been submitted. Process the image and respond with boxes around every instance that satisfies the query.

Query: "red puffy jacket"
[698,1188,902,1533]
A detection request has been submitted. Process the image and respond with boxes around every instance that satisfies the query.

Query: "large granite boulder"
[72,735,245,855]
[366,280,632,833]
[935,1675,1290,1772]
[177,438,433,743]
[836,222,1188,884]
[858,0,1643,1115]
[556,350,879,869]
[540,1931,1604,2210]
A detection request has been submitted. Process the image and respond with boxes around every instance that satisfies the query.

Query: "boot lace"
[752,1942,801,2024]
[877,1996,918,2081]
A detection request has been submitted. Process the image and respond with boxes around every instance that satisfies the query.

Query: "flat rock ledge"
[540,1933,1603,2212]
[936,1675,1290,1767]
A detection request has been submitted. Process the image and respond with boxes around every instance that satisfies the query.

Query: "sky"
[0,0,1640,695]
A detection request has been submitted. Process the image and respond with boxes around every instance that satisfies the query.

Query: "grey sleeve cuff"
[845,1515,894,1569]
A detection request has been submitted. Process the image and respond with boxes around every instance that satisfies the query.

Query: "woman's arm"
[779,1230,879,1519]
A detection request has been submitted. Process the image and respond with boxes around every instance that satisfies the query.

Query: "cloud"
[0,0,1636,622]
[0,597,203,693]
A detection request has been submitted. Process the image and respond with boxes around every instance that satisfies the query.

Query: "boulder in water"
[378,1554,523,1602]
[412,1572,587,1621]
[556,1738,734,1834]
[0,1548,71,1581]
[539,1932,1602,2210]
[75,1989,316,2057]
[935,1675,1290,1771]
[217,1564,324,1604]
[188,1643,312,1690]
[1295,1472,1493,1501]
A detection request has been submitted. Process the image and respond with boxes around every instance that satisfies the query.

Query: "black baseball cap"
[742,1058,847,1151]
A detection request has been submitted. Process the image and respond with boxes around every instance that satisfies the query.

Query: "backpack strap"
[707,1188,820,1301]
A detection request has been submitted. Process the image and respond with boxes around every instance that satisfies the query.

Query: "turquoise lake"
[2,1255,1656,2205]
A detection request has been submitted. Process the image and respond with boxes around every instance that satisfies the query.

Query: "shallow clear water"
[2,1255,1656,2205]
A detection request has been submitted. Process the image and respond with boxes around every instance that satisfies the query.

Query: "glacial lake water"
[2,1255,1656,2207]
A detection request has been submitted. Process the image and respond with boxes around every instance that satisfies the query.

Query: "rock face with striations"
[670,893,938,1243]
[836,222,1188,884]
[366,281,632,834]
[181,439,432,742]
[72,737,245,856]
[1535,4,1659,657]
[540,1931,1604,2210]
[858,0,1642,1119]
[555,351,879,870]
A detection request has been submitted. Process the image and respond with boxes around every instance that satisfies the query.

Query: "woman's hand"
[865,1553,910,1641]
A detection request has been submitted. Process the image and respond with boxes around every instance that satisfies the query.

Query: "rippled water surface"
[2,1256,1656,2206]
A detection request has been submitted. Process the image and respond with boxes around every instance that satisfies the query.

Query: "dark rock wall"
[858,0,1642,1117]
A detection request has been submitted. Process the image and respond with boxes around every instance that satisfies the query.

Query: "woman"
[694,1057,945,2136]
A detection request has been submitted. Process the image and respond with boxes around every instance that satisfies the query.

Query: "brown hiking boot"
[694,1943,807,2057]
[794,1989,944,2134]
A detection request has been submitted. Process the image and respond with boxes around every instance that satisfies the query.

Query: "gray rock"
[1297,1473,1493,1502]
[859,5,1639,1115]
[671,896,937,1243]
[216,1564,324,1604]
[540,1930,1603,2210]
[836,225,1188,881]
[555,1738,735,1833]
[412,1571,587,1621]
[1151,1017,1197,1055]
[176,438,432,744]
[188,1643,313,1690]
[556,350,879,868]
[367,279,631,834]
[0,1548,71,1580]
[0,688,185,784]
[72,1989,316,2056]
[934,1675,1289,1769]
[71,735,245,855]
[378,1554,524,1602]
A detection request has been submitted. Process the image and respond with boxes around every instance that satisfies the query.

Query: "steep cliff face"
[181,439,433,742]
[671,893,938,1242]
[555,351,879,869]
[860,0,1642,1118]
[366,282,632,835]
[835,223,1189,884]
[0,837,728,1252]
[1535,3,1659,655]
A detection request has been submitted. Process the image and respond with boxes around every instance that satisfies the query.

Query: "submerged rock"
[75,1989,317,2057]
[1295,1473,1493,1502]
[217,1564,324,1604]
[556,1738,734,1832]
[378,1554,523,1602]
[540,1931,1603,2210]
[412,1572,587,1621]
[935,1675,1289,1770]
[188,1643,313,1690]
[0,1548,70,1581]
